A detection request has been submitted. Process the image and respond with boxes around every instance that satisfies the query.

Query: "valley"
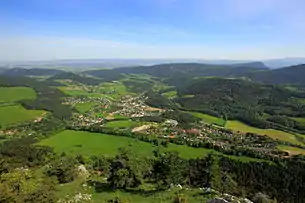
[1,63,305,203]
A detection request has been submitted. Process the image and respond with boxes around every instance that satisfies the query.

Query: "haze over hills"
[2,57,305,70]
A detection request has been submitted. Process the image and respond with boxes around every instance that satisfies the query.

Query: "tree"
[152,150,187,188]
[90,155,110,175]
[46,156,77,184]
[0,168,56,203]
[108,148,142,189]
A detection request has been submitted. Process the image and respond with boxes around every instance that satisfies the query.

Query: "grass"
[226,120,303,145]
[74,102,97,113]
[0,87,36,102]
[104,120,139,128]
[167,143,263,162]
[56,177,214,203]
[277,145,305,156]
[292,117,305,127]
[39,130,155,157]
[0,105,45,128]
[187,111,226,127]
[39,130,265,163]
[58,81,130,100]
[162,91,177,99]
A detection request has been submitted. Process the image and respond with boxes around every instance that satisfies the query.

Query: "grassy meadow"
[39,130,155,157]
[39,130,264,162]
[187,111,226,127]
[74,102,97,113]
[292,117,305,127]
[58,81,129,100]
[277,145,305,156]
[226,120,303,145]
[0,105,45,128]
[0,87,36,102]
[162,91,177,99]
[104,120,139,128]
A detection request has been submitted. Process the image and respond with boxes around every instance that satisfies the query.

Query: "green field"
[105,120,139,128]
[162,91,177,99]
[0,105,45,128]
[226,120,303,145]
[58,81,129,99]
[39,130,264,163]
[58,87,102,97]
[39,130,155,157]
[74,102,97,113]
[277,145,305,156]
[292,117,305,127]
[0,87,36,102]
[187,111,226,127]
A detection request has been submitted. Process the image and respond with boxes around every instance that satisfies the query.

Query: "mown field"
[226,120,303,145]
[277,145,305,156]
[0,105,45,128]
[39,130,264,162]
[187,111,226,127]
[0,87,36,102]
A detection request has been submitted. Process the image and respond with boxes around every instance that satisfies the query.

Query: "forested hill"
[248,64,305,85]
[0,68,65,77]
[47,72,103,86]
[173,77,305,131]
[83,62,269,80]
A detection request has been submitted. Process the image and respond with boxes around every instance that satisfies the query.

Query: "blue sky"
[0,0,305,61]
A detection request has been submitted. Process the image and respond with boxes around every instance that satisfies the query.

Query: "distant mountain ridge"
[0,68,65,77]
[248,64,305,85]
[4,57,305,69]
[83,62,268,81]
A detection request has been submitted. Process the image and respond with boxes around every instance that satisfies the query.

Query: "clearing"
[0,87,36,102]
[277,145,305,156]
[187,111,226,127]
[226,120,303,145]
[0,105,46,128]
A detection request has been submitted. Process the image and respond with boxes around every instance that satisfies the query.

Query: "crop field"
[39,130,264,162]
[187,111,226,127]
[74,102,97,113]
[0,87,36,102]
[0,105,45,128]
[226,120,303,145]
[277,145,305,156]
